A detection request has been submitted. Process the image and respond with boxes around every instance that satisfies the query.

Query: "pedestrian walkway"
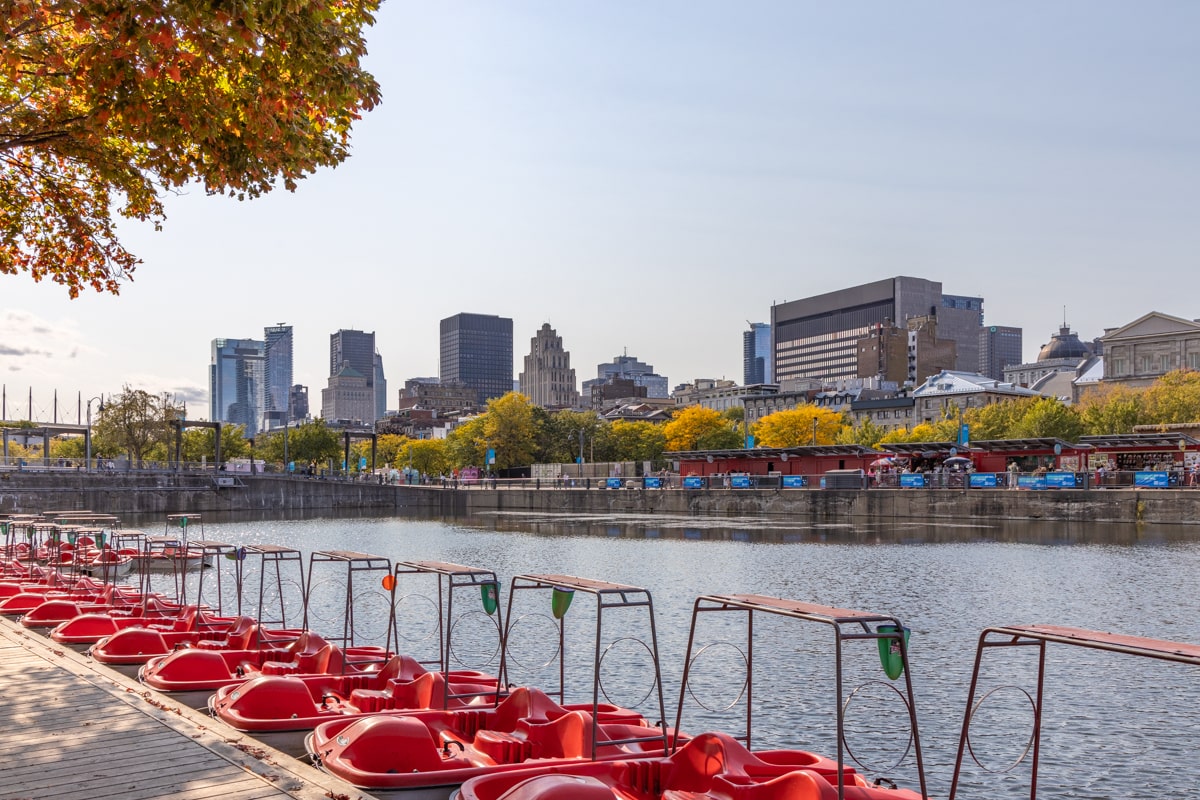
[0,616,370,800]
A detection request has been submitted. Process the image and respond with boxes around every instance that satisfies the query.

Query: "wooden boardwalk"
[0,617,371,800]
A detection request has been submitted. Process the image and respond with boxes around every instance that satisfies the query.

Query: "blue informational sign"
[969,473,998,488]
[1045,472,1076,488]
[959,424,970,446]
[1018,475,1046,490]
[359,456,367,470]
[730,475,751,488]
[644,477,662,489]
[1135,471,1170,488]
[682,477,704,489]
[486,448,496,465]
[605,478,623,489]
[782,476,807,488]
[900,474,926,488]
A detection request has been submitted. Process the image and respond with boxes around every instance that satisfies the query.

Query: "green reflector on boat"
[481,584,498,615]
[877,624,911,680]
[97,531,105,548]
[178,516,188,528]
[551,587,574,619]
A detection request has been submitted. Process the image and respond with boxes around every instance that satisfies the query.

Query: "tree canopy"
[2,0,381,294]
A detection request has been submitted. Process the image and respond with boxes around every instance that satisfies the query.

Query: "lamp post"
[85,396,103,472]
[811,417,818,446]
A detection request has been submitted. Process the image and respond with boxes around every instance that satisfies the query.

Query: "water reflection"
[169,510,1200,799]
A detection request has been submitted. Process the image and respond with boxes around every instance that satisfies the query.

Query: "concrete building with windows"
[743,322,772,385]
[440,313,514,404]
[979,325,1024,382]
[771,277,985,386]
[856,315,958,387]
[329,329,384,422]
[582,353,668,399]
[911,370,1040,425]
[1004,323,1098,403]
[1100,311,1200,389]
[398,378,480,415]
[210,337,265,436]
[321,361,374,424]
[519,323,579,408]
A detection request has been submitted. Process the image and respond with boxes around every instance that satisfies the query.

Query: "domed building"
[1037,324,1094,362]
[1003,322,1101,404]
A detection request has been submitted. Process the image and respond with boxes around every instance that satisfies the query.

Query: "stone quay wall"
[3,472,1200,526]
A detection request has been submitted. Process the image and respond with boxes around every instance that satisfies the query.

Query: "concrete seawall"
[3,471,1200,525]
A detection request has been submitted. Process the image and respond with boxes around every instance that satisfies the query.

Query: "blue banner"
[969,473,997,488]
[682,477,704,489]
[730,475,752,488]
[644,477,662,489]
[1135,471,1169,488]
[1018,475,1046,490]
[605,478,623,489]
[900,474,926,488]
[782,476,807,488]
[1045,472,1076,488]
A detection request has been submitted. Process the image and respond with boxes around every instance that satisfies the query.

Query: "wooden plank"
[0,616,365,800]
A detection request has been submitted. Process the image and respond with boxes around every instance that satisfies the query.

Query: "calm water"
[158,510,1200,800]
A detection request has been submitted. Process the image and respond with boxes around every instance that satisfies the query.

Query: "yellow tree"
[2,0,381,294]
[1141,369,1200,425]
[663,406,740,451]
[1076,383,1144,434]
[753,406,846,447]
[482,392,537,470]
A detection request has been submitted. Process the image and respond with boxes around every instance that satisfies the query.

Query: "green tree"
[405,439,450,478]
[2,0,381,295]
[836,417,887,449]
[606,420,667,463]
[541,409,604,465]
[275,419,340,468]
[1010,397,1084,440]
[91,387,183,466]
[962,398,1030,441]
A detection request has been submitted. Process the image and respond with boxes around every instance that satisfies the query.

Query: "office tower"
[940,294,984,373]
[581,353,669,398]
[771,276,983,386]
[289,385,309,421]
[519,323,579,407]
[979,325,1024,382]
[321,362,374,424]
[374,352,387,419]
[209,338,265,436]
[439,313,514,404]
[743,322,772,385]
[328,329,382,422]
[263,324,293,430]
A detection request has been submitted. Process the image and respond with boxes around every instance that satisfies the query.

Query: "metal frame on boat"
[675,594,929,800]
[948,624,1200,800]
[500,573,671,761]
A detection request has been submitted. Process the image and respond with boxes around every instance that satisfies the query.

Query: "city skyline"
[2,4,1197,418]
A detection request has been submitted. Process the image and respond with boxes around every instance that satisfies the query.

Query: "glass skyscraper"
[743,322,772,385]
[263,324,293,429]
[210,338,266,436]
[440,313,514,404]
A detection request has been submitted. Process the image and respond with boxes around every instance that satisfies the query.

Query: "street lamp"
[86,396,104,472]
[811,417,818,446]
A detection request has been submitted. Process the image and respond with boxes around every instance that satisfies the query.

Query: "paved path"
[0,616,370,800]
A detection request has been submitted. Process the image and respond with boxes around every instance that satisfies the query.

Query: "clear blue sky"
[3,2,1198,421]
